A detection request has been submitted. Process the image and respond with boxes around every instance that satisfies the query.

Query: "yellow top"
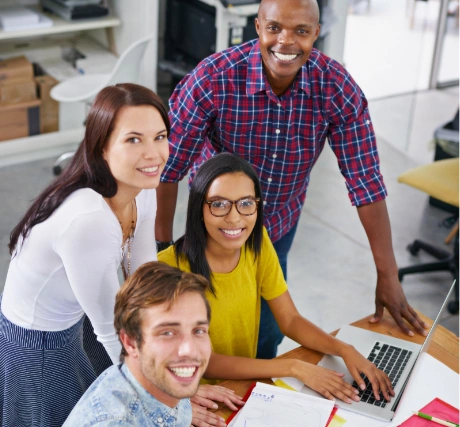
[158,227,288,361]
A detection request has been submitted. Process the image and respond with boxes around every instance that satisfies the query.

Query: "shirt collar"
[121,363,185,422]
[246,40,311,97]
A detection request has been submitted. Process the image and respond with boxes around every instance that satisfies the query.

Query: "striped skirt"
[0,301,111,427]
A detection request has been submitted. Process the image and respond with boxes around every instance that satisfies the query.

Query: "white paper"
[232,382,334,427]
[274,353,459,427]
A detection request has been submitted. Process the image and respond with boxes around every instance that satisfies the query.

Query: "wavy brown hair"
[9,83,170,255]
[114,261,211,361]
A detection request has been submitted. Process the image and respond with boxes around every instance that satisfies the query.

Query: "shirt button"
[263,201,267,205]
[277,103,281,107]
[272,154,277,159]
[267,177,273,182]
[366,120,370,125]
[275,129,280,134]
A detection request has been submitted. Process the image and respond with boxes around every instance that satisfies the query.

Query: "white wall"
[89,0,159,90]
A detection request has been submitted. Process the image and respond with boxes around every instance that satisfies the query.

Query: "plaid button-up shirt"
[163,40,387,243]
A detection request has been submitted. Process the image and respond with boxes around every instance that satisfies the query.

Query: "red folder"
[326,406,339,426]
[225,382,256,425]
[399,398,459,426]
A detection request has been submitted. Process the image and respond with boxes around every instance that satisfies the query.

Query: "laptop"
[301,281,456,422]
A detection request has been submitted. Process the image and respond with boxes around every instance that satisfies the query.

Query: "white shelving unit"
[0,14,121,42]
[0,127,84,168]
[0,0,159,168]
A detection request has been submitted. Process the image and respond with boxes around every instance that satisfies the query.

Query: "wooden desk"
[215,310,459,420]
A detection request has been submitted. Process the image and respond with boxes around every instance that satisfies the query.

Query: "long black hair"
[175,153,264,294]
[9,83,170,255]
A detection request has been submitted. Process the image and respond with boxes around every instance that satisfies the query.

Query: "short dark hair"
[174,153,264,294]
[114,261,211,362]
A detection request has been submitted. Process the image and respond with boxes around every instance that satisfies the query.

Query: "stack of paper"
[0,6,53,31]
[229,382,335,427]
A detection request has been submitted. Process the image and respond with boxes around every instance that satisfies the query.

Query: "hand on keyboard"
[340,344,395,403]
[291,360,361,404]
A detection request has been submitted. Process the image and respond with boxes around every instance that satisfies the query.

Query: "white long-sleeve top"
[1,188,157,364]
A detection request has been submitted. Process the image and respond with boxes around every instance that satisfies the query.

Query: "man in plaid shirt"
[156,0,428,362]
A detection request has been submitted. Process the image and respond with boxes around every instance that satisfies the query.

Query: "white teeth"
[139,166,159,173]
[221,229,243,236]
[169,367,196,378]
[274,52,297,61]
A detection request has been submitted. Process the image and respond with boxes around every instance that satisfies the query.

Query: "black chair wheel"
[407,243,419,256]
[53,165,62,176]
[447,301,459,314]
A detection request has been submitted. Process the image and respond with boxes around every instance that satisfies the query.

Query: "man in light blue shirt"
[64,262,213,427]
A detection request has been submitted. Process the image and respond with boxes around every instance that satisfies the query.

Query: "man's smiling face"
[255,0,320,94]
[123,292,211,408]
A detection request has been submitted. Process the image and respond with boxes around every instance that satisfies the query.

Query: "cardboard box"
[0,99,41,142]
[0,55,34,82]
[35,75,59,133]
[0,79,37,104]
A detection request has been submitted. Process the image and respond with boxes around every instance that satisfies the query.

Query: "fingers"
[388,305,429,337]
[369,300,384,324]
[193,385,244,411]
[388,307,414,337]
[404,304,430,336]
[351,365,394,402]
[191,395,219,410]
[374,276,430,336]
[306,367,360,404]
[219,394,244,411]
[191,403,227,427]
[317,376,360,404]
[366,369,390,401]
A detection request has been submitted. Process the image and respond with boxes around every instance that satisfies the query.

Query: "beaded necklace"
[108,199,136,280]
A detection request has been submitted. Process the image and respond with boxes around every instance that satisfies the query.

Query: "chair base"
[398,235,459,315]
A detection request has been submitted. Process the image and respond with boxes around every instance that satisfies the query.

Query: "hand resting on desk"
[191,384,244,427]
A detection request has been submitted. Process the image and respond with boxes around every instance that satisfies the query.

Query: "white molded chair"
[51,34,154,175]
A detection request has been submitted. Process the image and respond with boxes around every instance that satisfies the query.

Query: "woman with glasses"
[159,153,394,427]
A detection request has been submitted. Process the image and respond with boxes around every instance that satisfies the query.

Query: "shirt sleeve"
[326,65,387,206]
[55,211,122,364]
[162,64,217,183]
[257,228,288,301]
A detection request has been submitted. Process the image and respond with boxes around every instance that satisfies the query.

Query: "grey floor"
[0,87,458,357]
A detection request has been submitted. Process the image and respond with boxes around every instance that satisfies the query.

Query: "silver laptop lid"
[390,280,457,413]
[417,280,456,356]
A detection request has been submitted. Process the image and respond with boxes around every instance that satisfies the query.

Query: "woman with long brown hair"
[0,83,169,427]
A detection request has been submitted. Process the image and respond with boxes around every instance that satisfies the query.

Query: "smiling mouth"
[138,166,159,173]
[221,228,244,236]
[272,51,300,62]
[168,366,197,378]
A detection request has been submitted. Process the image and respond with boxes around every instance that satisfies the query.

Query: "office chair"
[51,34,154,175]
[397,158,459,314]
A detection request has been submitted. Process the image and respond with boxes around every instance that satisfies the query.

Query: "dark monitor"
[163,0,324,74]
[164,0,217,67]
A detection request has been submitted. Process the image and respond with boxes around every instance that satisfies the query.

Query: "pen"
[412,411,459,427]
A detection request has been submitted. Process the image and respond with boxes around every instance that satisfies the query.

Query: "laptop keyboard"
[352,342,412,407]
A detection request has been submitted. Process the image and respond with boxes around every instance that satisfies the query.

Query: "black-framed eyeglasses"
[204,197,260,217]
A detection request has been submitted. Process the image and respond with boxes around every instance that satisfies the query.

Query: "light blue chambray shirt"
[64,364,192,426]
